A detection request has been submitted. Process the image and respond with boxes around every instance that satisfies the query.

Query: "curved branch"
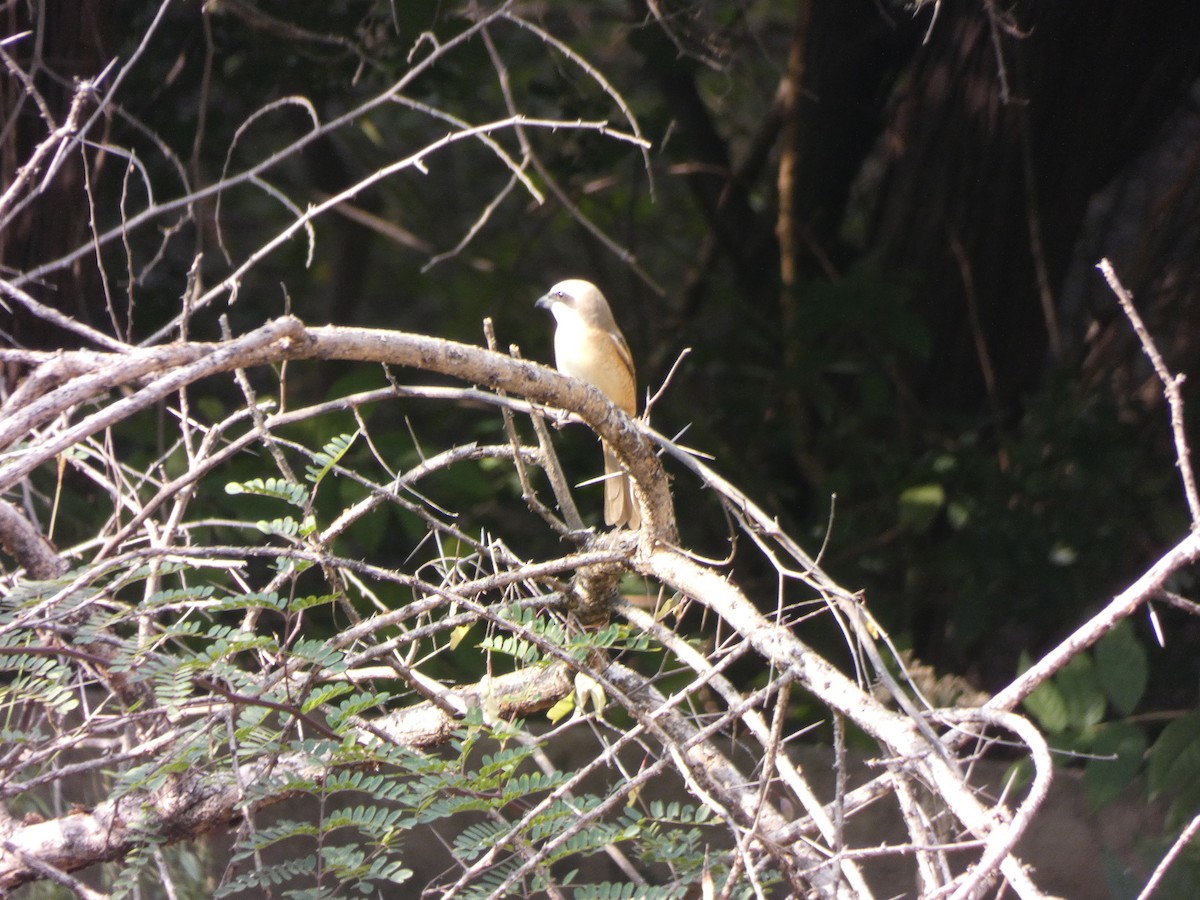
[640,545,1047,898]
[0,319,678,541]
[0,499,65,579]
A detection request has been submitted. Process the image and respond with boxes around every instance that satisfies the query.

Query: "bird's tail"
[602,444,640,529]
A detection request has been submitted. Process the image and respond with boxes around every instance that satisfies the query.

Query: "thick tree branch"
[0,664,574,890]
[0,319,678,543]
[0,499,65,579]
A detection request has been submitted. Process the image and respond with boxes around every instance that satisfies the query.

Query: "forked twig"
[1097,258,1200,525]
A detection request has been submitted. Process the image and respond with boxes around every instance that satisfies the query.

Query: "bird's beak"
[535,293,553,311]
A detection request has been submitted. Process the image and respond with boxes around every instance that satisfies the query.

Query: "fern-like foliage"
[305,432,361,487]
[225,476,311,507]
[0,391,757,899]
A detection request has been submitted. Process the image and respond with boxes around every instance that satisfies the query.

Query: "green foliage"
[0,654,78,718]
[1095,621,1149,716]
[1017,618,1200,887]
[216,855,320,896]
[0,522,733,895]
[571,885,687,900]
[226,476,311,507]
[1086,722,1147,809]
[111,841,168,900]
[1020,623,1150,805]
[1149,713,1200,823]
[480,604,657,668]
[306,432,361,487]
[800,369,1182,672]
[197,712,741,898]
[897,482,946,533]
[4,459,716,895]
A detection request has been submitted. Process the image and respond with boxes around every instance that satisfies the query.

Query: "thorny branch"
[0,319,1059,897]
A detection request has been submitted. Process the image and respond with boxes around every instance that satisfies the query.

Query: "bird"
[536,279,641,529]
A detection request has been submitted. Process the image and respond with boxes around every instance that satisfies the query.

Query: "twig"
[501,11,654,201]
[529,412,585,532]
[1137,809,1200,900]
[0,279,131,351]
[617,600,876,897]
[0,70,90,228]
[1156,589,1200,617]
[0,841,108,900]
[145,114,647,344]
[0,499,66,579]
[524,148,665,297]
[1097,258,1200,525]
[9,6,513,298]
[423,25,529,271]
[482,318,573,532]
[986,529,1200,713]
[643,346,690,418]
[935,708,1053,900]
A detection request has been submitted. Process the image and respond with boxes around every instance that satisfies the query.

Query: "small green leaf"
[898,483,945,533]
[546,694,575,724]
[1056,654,1107,731]
[291,593,337,612]
[1095,621,1148,716]
[1167,767,1200,833]
[931,453,956,474]
[257,516,300,537]
[225,477,309,506]
[1023,678,1068,734]
[302,683,354,714]
[1148,713,1200,799]
[1086,722,1147,809]
[306,431,360,486]
[1048,542,1078,566]
[946,500,971,530]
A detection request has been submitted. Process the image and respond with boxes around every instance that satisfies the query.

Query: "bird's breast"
[553,319,636,414]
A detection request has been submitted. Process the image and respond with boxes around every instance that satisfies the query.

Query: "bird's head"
[536,279,617,330]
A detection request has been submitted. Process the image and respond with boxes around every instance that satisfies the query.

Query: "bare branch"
[1097,258,1200,524]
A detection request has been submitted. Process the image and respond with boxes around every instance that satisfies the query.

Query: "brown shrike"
[536,279,641,529]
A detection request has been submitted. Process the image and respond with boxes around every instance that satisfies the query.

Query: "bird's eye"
[553,291,567,300]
